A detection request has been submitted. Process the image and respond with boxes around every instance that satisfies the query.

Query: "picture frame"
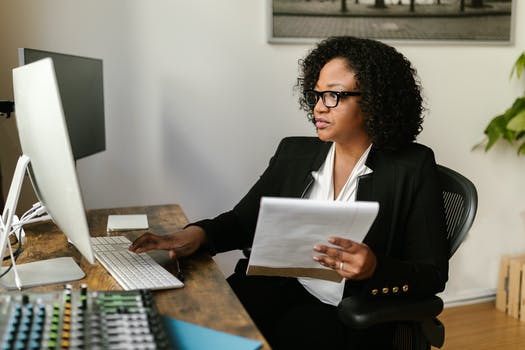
[268,0,515,45]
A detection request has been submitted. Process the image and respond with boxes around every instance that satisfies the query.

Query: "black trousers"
[227,259,394,350]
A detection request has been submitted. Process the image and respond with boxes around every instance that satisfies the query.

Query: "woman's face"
[313,57,368,145]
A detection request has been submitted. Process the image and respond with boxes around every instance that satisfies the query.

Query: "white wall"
[0,0,524,304]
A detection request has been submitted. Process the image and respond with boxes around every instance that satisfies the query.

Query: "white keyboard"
[90,235,184,291]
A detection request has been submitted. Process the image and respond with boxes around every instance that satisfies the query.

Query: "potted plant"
[476,52,525,155]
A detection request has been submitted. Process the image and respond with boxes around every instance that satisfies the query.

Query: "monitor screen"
[18,48,105,160]
[9,58,95,272]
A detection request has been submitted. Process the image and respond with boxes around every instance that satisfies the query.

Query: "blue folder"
[161,316,263,350]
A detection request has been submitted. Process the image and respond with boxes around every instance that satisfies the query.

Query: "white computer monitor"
[0,58,95,289]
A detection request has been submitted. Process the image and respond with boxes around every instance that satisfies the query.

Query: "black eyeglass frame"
[304,90,362,108]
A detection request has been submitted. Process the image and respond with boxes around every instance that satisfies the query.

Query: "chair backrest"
[436,165,478,258]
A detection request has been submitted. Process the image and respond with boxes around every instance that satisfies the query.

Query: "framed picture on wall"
[268,0,516,45]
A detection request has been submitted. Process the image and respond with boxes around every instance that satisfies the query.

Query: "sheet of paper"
[247,197,379,282]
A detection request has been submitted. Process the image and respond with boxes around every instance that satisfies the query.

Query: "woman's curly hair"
[297,36,424,151]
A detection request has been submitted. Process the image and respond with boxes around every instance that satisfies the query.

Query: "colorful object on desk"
[0,286,172,349]
[161,316,262,350]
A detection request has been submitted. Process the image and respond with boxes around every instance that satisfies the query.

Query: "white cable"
[16,202,44,223]
[19,205,38,221]
[32,205,47,217]
[8,203,49,241]
[1,218,22,253]
[5,232,22,290]
[20,206,44,221]
[5,216,22,240]
[0,202,47,289]
[4,227,18,238]
[12,215,51,227]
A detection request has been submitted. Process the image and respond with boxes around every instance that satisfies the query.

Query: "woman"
[130,36,448,349]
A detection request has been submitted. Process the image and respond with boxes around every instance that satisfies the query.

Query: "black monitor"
[18,48,105,160]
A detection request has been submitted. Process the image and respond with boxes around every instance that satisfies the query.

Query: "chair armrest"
[337,295,444,329]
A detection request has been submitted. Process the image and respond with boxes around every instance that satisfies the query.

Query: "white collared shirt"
[298,143,373,306]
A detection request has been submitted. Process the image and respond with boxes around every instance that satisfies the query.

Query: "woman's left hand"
[313,237,377,280]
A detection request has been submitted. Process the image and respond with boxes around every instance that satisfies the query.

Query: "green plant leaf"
[510,52,525,79]
[500,97,525,140]
[477,51,525,155]
[518,141,525,155]
[506,97,525,117]
[484,114,509,150]
[507,110,525,133]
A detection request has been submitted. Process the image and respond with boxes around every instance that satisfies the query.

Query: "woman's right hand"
[128,225,206,260]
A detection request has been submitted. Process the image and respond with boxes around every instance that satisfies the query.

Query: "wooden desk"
[8,204,270,349]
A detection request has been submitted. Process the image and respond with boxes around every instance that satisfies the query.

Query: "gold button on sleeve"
[392,286,399,293]
[371,289,379,295]
[402,284,409,292]
[382,287,389,294]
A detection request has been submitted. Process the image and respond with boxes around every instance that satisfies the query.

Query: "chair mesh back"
[392,166,478,350]
[442,191,464,242]
[393,324,414,349]
[393,323,428,350]
[437,165,478,258]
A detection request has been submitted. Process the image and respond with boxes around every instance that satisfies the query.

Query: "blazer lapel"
[355,147,398,255]
[299,141,332,197]
[356,173,374,201]
[356,146,378,201]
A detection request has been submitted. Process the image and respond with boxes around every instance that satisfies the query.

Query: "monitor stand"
[0,155,85,290]
[0,257,85,290]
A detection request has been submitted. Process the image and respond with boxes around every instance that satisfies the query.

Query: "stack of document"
[247,197,379,282]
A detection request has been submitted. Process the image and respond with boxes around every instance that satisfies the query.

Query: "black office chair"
[337,164,478,350]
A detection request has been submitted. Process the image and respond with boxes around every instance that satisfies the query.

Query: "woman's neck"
[334,137,372,162]
[332,137,371,199]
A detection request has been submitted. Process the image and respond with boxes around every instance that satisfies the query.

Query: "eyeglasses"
[304,90,362,108]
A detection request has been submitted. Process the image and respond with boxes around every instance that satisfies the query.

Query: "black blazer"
[193,137,448,298]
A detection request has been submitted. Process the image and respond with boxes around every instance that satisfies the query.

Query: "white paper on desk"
[107,214,149,232]
[246,197,379,282]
